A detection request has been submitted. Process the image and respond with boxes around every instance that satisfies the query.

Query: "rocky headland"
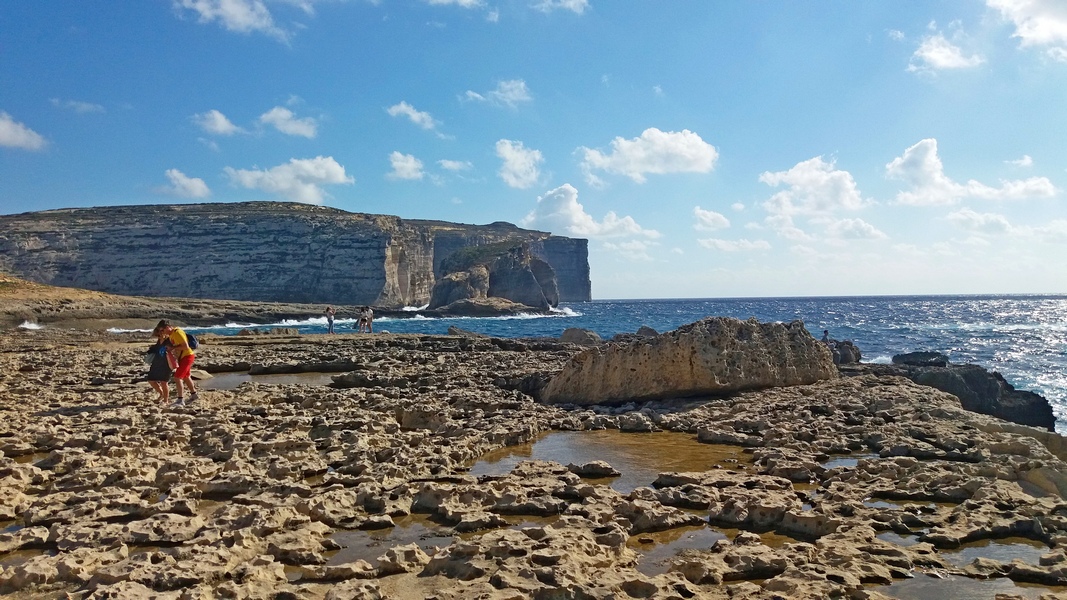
[0,202,591,309]
[3,305,1067,598]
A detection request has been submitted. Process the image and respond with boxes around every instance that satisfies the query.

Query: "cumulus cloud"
[426,0,484,7]
[495,139,543,189]
[387,101,439,131]
[886,138,1058,205]
[532,0,589,14]
[946,207,1013,234]
[693,206,730,231]
[819,217,888,240]
[156,169,211,198]
[438,159,472,171]
[601,240,656,262]
[463,79,532,108]
[50,98,105,114]
[387,151,424,180]
[907,32,985,72]
[520,184,660,240]
[731,202,745,211]
[760,156,869,216]
[758,156,874,242]
[697,238,771,252]
[578,128,718,186]
[224,156,353,204]
[259,106,317,138]
[193,109,245,135]
[1007,154,1034,167]
[0,111,46,150]
[988,0,1067,62]
[174,0,288,41]
[1032,219,1067,243]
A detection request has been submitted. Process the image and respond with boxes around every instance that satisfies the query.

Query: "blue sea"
[109,295,1067,433]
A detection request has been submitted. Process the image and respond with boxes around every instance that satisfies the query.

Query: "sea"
[96,295,1067,434]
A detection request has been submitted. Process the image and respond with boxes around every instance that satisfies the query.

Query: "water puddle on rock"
[0,549,55,569]
[822,453,879,470]
[873,572,1065,599]
[12,452,50,465]
[628,524,727,576]
[200,372,337,391]
[468,430,752,494]
[877,531,922,547]
[938,537,1050,568]
[327,514,455,567]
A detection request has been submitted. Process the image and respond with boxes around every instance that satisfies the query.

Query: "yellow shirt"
[169,328,195,359]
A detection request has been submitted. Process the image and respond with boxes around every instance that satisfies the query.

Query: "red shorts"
[174,354,195,380]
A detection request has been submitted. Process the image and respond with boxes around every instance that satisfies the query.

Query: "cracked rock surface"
[3,328,1067,599]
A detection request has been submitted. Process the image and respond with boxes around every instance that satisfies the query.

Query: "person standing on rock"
[358,306,374,333]
[154,319,199,406]
[145,330,172,405]
[325,306,335,334]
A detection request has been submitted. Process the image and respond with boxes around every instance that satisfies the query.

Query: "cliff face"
[0,202,592,307]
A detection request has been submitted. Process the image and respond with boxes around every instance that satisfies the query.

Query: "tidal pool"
[468,429,753,493]
[199,371,337,390]
[822,453,879,470]
[874,572,1065,599]
[938,537,1050,568]
[628,524,727,576]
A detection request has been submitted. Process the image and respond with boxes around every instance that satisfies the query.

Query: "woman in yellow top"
[153,319,199,406]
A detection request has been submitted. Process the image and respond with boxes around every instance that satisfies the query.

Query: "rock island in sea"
[3,277,1067,599]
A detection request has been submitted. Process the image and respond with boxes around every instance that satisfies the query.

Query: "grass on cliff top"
[0,273,111,301]
[440,242,522,273]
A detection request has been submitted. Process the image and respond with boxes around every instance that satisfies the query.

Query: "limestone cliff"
[0,202,592,307]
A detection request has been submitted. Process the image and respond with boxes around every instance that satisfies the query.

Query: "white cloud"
[495,139,543,189]
[426,0,484,7]
[50,98,105,114]
[387,151,424,180]
[520,183,660,239]
[820,217,888,240]
[532,0,589,14]
[601,240,656,262]
[988,0,1067,62]
[946,207,1013,234]
[0,111,46,150]
[174,0,288,41]
[1006,154,1033,167]
[578,128,718,186]
[259,106,317,138]
[1032,219,1067,243]
[156,169,211,198]
[731,202,745,211]
[693,206,730,231]
[760,156,869,216]
[907,32,985,72]
[192,109,244,135]
[224,156,353,204]
[438,159,472,171]
[387,101,439,131]
[888,29,905,41]
[886,138,1058,205]
[463,79,532,108]
[697,238,772,252]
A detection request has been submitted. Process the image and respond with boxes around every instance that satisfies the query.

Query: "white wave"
[18,321,44,330]
[868,355,893,364]
[401,304,429,311]
[106,327,153,334]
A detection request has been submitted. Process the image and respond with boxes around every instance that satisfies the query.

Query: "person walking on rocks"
[145,330,172,405]
[154,319,199,406]
[325,306,336,334]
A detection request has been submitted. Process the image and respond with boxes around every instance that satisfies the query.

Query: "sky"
[1,1,1066,299]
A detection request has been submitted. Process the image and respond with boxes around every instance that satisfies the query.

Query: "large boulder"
[839,360,1055,430]
[539,317,837,406]
[428,243,559,311]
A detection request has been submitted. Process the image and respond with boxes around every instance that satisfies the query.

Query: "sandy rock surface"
[3,327,1067,599]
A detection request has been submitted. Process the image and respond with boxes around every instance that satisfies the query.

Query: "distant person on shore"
[154,319,199,406]
[821,329,841,365]
[358,306,374,333]
[325,306,335,334]
[145,331,172,405]
[821,330,831,344]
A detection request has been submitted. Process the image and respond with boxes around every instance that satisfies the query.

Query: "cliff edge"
[0,202,591,307]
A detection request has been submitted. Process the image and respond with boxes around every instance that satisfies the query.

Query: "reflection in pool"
[467,430,753,493]
[874,572,1065,599]
[199,371,338,390]
[938,537,1050,568]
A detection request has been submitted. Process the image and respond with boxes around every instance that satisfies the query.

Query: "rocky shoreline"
[3,323,1067,599]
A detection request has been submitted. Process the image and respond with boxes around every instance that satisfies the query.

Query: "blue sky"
[2,1,1066,299]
